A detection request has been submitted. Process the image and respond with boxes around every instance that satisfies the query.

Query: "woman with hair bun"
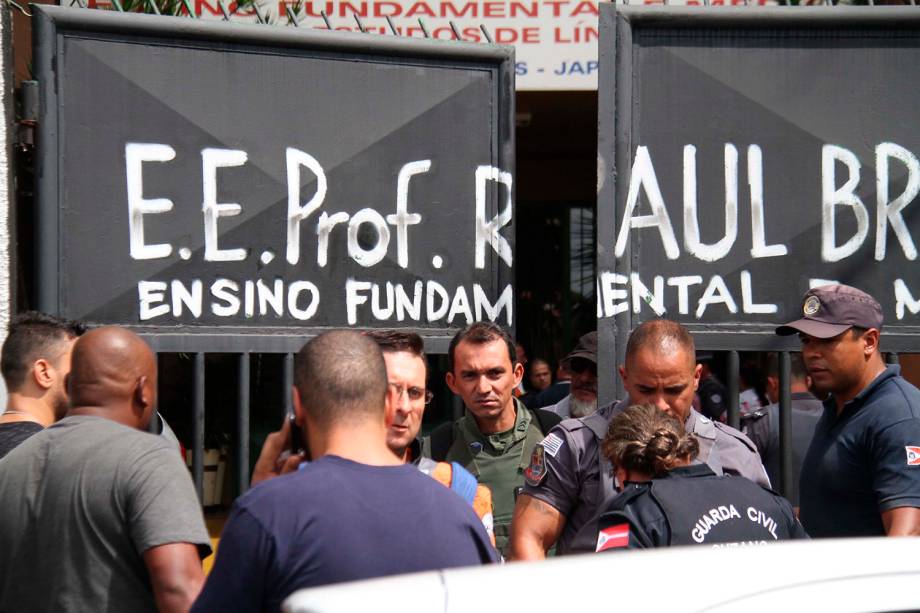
[592,404,807,551]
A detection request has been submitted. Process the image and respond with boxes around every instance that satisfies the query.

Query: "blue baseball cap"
[776,284,883,339]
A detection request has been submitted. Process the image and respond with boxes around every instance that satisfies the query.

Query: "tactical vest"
[426,402,555,554]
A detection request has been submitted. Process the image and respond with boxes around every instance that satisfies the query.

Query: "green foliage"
[106,0,264,19]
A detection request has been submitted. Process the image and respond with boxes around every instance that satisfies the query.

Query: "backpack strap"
[449,462,478,505]
[428,421,454,462]
[583,411,609,439]
[532,408,563,435]
[585,403,619,505]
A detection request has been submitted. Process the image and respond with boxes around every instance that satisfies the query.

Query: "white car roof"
[284,538,920,613]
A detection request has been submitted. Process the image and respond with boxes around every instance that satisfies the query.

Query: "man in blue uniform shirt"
[777,284,920,537]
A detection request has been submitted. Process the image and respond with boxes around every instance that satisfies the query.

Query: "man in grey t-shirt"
[0,327,211,612]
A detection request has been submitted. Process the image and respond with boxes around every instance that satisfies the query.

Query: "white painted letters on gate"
[285,147,328,266]
[202,148,248,262]
[683,144,738,262]
[475,165,514,269]
[875,143,919,261]
[615,146,680,260]
[822,144,870,262]
[126,143,176,260]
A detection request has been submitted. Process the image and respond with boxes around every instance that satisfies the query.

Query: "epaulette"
[557,401,618,434]
[556,416,589,433]
[713,419,759,453]
[739,409,768,424]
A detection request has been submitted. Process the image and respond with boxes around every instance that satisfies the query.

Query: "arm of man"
[250,417,305,486]
[882,507,920,536]
[144,543,205,613]
[509,494,565,561]
[873,416,920,536]
[510,425,587,560]
[125,444,212,611]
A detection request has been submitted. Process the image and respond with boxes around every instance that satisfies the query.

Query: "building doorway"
[515,91,597,376]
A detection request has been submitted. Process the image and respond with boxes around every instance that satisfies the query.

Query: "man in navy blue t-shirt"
[777,284,920,538]
[192,331,497,613]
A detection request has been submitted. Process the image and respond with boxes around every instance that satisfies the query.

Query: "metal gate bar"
[237,352,250,495]
[726,350,740,431]
[193,352,205,502]
[778,351,792,497]
[176,348,911,506]
[284,353,294,416]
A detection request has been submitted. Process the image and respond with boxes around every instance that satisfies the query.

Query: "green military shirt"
[436,399,545,556]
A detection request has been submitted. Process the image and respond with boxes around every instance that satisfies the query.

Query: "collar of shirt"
[459,398,532,454]
[663,463,716,480]
[612,401,711,444]
[824,364,900,421]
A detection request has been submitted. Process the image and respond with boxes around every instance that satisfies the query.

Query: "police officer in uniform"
[741,352,822,507]
[510,320,769,559]
[696,352,728,421]
[778,284,920,537]
[593,403,807,550]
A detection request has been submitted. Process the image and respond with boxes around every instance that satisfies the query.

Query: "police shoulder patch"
[524,445,547,486]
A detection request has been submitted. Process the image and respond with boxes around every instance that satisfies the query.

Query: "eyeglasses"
[388,383,434,405]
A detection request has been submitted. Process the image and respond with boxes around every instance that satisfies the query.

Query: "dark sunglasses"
[569,358,596,375]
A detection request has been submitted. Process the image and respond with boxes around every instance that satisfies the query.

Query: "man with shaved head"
[194,330,496,613]
[0,326,211,613]
[510,319,768,559]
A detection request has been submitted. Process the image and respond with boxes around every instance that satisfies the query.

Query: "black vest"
[649,464,792,546]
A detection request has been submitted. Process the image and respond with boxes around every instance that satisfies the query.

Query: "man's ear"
[618,365,628,387]
[512,361,524,387]
[863,328,881,356]
[32,359,54,391]
[445,371,459,395]
[134,375,150,411]
[292,385,306,426]
[692,363,702,392]
[383,384,399,425]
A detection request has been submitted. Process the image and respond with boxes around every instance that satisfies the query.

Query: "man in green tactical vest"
[424,323,560,557]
